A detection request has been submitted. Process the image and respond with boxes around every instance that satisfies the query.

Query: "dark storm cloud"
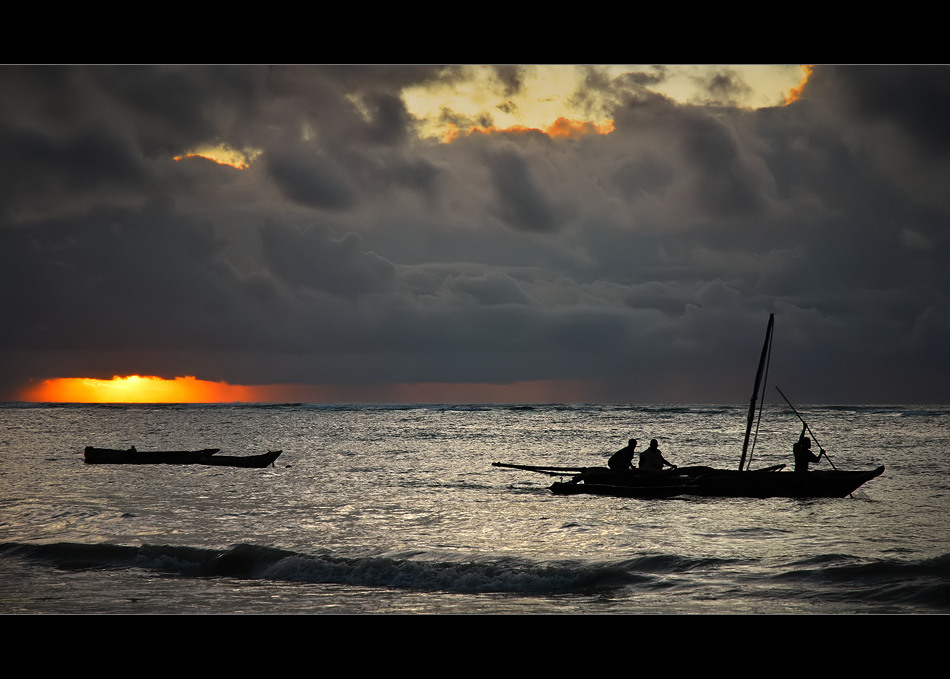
[486,146,566,233]
[607,90,779,224]
[570,65,670,119]
[0,66,266,160]
[0,204,229,350]
[3,65,950,403]
[267,150,358,210]
[0,65,267,224]
[490,65,527,98]
[86,66,265,153]
[802,66,950,217]
[0,124,147,222]
[820,65,950,152]
[260,221,395,294]
[692,68,756,106]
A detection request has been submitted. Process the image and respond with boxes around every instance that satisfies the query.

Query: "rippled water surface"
[1,402,948,613]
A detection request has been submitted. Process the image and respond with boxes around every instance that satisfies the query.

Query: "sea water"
[1,402,947,614]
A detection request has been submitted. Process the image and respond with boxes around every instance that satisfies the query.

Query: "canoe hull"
[686,466,884,498]
[203,451,282,468]
[83,447,281,468]
[549,465,885,499]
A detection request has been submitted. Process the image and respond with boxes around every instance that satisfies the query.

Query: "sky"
[2,64,949,404]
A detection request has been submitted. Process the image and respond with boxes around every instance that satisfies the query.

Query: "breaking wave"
[3,541,948,610]
[0,541,641,595]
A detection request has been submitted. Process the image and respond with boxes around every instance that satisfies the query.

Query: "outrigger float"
[493,315,885,499]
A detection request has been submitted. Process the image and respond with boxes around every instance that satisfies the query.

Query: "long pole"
[775,386,838,471]
[491,462,589,474]
[739,314,774,471]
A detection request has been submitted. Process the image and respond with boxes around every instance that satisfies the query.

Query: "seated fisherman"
[607,439,638,472]
[638,439,677,472]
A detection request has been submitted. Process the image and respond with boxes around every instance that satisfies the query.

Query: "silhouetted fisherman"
[793,424,822,472]
[608,439,638,472]
[639,439,677,471]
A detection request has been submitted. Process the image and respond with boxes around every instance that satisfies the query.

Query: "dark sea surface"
[1,402,947,614]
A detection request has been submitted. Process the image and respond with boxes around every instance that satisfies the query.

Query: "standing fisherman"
[792,423,823,472]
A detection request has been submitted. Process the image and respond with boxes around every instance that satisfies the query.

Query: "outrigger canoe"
[493,462,885,499]
[493,314,885,500]
[548,465,884,499]
[83,446,282,468]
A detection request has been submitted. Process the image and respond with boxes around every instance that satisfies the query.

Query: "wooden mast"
[739,313,774,471]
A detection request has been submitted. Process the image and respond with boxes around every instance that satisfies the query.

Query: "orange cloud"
[784,65,814,105]
[173,144,260,170]
[546,117,615,139]
[443,117,614,143]
[173,152,246,169]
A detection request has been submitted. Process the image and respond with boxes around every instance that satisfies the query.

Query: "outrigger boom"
[491,462,592,476]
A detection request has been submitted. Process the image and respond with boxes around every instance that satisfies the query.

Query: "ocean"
[1,402,947,614]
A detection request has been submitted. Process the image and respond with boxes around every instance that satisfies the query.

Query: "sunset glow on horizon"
[21,375,269,404]
[17,375,604,404]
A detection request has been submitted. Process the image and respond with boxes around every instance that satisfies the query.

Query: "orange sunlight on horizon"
[21,375,269,403]
[18,375,602,404]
